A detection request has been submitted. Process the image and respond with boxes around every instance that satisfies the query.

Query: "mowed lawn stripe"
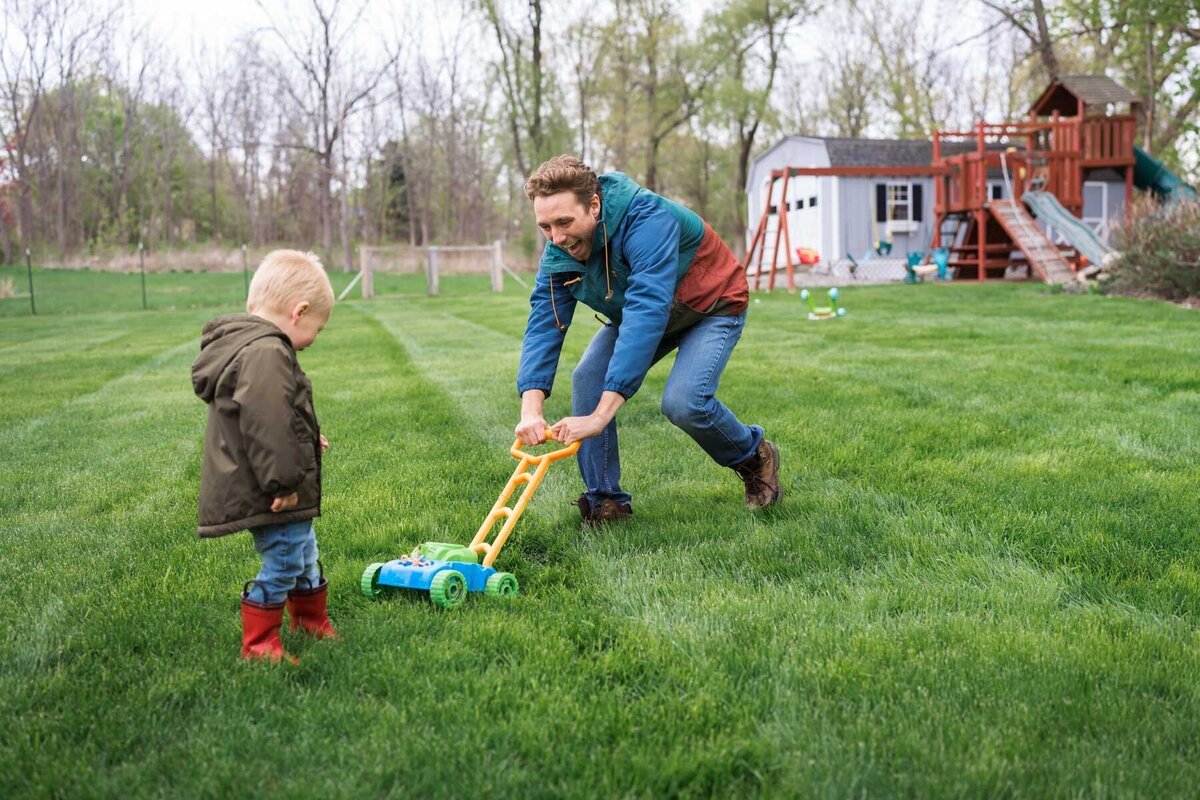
[0,310,211,430]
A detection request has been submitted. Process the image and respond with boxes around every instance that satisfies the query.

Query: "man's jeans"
[571,311,762,507]
[247,519,321,604]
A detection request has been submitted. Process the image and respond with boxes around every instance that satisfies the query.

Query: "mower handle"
[510,428,580,461]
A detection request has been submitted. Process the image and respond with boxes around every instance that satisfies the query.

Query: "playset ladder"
[988,199,1076,284]
[743,171,797,292]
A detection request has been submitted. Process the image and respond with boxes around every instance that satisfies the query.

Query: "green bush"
[1102,196,1200,300]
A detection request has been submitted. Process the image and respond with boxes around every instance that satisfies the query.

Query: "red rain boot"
[286,579,338,640]
[240,595,298,664]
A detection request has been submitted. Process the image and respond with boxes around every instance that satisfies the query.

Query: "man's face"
[533,191,600,262]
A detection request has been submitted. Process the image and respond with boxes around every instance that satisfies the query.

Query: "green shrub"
[1102,196,1200,300]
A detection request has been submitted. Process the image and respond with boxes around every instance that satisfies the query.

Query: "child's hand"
[271,492,299,512]
[319,434,329,453]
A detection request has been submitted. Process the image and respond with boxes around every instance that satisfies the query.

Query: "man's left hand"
[550,414,607,445]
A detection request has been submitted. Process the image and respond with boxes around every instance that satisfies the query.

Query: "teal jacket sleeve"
[516,268,577,398]
[603,196,679,398]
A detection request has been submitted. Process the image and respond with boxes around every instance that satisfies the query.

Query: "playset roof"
[1030,75,1139,116]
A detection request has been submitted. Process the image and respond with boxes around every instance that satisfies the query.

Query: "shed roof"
[824,137,932,167]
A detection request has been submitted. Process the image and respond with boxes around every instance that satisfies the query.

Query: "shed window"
[875,182,923,222]
[809,196,818,208]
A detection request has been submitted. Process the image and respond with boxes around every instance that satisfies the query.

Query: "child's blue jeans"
[571,311,763,508]
[247,519,321,605]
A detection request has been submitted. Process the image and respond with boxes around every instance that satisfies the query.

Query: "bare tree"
[707,0,816,251]
[258,0,395,267]
[477,0,564,179]
[631,0,716,192]
[99,20,160,245]
[47,1,117,254]
[564,20,607,165]
[0,0,53,252]
[194,44,231,242]
[979,0,1061,79]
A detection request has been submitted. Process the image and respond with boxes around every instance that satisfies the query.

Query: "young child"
[191,250,336,663]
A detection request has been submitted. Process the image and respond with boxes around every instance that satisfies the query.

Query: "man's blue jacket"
[516,172,747,400]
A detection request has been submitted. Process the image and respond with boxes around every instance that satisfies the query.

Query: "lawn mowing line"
[0,328,130,367]
[0,336,201,530]
[0,336,196,440]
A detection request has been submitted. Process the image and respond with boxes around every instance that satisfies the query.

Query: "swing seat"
[905,251,936,283]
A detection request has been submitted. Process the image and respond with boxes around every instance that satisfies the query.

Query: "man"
[514,155,780,526]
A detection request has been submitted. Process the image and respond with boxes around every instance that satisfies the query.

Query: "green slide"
[1022,190,1114,266]
[1134,146,1199,204]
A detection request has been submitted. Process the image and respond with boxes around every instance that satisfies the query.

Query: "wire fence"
[0,244,535,317]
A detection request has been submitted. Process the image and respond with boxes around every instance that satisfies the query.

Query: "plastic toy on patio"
[361,430,579,609]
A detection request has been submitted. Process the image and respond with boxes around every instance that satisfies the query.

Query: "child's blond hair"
[246,250,335,315]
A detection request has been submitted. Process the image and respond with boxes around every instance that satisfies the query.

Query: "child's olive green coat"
[191,313,321,538]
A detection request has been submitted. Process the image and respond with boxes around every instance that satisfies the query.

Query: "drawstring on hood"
[549,215,612,332]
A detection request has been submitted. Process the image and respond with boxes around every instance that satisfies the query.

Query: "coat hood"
[540,172,642,275]
[192,313,290,402]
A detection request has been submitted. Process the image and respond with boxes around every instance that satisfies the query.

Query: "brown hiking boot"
[731,439,782,509]
[572,494,632,528]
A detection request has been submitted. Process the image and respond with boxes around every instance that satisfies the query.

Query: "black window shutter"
[912,184,923,221]
[876,184,887,222]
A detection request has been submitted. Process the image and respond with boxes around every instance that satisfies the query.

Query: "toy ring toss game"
[361,430,579,609]
[800,288,846,320]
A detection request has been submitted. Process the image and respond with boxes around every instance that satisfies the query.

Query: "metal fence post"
[25,247,35,315]
[139,242,147,310]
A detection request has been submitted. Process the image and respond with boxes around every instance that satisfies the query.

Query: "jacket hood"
[540,172,642,275]
[192,313,290,402]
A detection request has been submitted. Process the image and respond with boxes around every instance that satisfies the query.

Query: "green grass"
[3,273,1200,798]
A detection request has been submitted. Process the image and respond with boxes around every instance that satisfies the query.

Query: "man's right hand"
[515,413,549,446]
[516,390,548,446]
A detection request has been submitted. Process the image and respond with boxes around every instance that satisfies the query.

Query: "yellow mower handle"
[509,429,580,463]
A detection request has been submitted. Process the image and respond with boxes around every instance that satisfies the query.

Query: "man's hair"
[524,155,600,207]
[246,250,335,315]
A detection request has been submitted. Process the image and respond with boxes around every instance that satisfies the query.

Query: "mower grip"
[510,428,580,460]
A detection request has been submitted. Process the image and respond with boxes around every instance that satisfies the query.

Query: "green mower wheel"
[485,572,519,598]
[429,569,467,609]
[361,562,386,599]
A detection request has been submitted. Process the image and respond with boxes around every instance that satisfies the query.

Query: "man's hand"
[551,414,607,445]
[515,414,549,446]
[271,492,299,512]
[516,389,549,446]
[319,434,329,452]
[547,390,625,445]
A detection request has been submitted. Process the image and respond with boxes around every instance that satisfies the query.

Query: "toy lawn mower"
[360,430,579,609]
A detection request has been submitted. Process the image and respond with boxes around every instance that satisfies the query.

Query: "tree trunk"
[339,136,353,273]
[320,152,334,263]
[0,213,12,264]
